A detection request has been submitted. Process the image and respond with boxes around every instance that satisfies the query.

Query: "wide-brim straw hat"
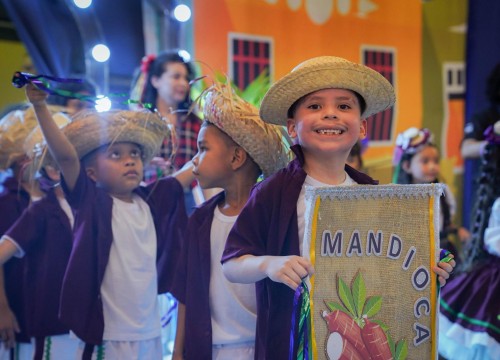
[0,105,40,170]
[260,56,396,125]
[62,109,168,164]
[202,83,290,178]
[24,112,71,164]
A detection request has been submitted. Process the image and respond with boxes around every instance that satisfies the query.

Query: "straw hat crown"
[202,83,289,177]
[260,56,396,125]
[0,106,40,170]
[63,109,168,163]
[24,112,71,163]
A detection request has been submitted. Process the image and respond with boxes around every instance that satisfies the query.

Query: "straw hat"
[202,83,290,177]
[62,109,168,163]
[260,56,396,125]
[24,112,71,162]
[0,106,39,170]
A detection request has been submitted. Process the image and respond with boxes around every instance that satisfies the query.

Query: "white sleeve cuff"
[484,226,500,258]
[0,235,25,258]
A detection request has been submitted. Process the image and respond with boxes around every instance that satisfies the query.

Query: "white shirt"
[485,198,500,258]
[101,195,160,341]
[209,206,257,345]
[298,172,356,257]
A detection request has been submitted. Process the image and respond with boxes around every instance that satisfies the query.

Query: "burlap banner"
[302,184,443,360]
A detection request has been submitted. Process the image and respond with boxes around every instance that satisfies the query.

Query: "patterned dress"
[439,198,500,360]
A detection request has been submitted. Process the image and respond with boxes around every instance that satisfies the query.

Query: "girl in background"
[132,50,201,192]
[393,127,470,257]
[438,121,500,360]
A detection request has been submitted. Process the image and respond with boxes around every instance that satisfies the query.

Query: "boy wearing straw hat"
[24,83,189,359]
[170,83,289,360]
[0,115,81,358]
[221,56,456,359]
[0,106,52,359]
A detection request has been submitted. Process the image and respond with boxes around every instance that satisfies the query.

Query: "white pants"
[75,337,162,360]
[212,342,255,360]
[0,342,33,360]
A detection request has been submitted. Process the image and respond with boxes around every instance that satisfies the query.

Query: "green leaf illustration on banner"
[363,295,382,318]
[322,271,407,360]
[386,329,396,356]
[351,272,366,317]
[395,339,408,360]
[325,300,349,314]
[338,276,356,317]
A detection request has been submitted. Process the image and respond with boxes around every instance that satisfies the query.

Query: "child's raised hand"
[264,255,314,290]
[432,252,456,287]
[25,83,48,106]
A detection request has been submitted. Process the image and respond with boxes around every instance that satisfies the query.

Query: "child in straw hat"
[25,83,190,359]
[0,114,81,358]
[220,56,456,359]
[0,106,55,359]
[170,83,289,360]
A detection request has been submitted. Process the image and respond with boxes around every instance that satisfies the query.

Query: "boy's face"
[192,125,237,189]
[87,142,144,200]
[286,88,367,161]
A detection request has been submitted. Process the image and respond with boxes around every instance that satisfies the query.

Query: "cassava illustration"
[321,271,408,360]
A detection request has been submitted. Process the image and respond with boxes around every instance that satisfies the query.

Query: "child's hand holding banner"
[298,184,444,360]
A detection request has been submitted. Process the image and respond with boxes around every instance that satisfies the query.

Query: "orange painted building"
[193,0,423,165]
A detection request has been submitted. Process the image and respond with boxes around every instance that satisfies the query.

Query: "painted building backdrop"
[191,0,467,222]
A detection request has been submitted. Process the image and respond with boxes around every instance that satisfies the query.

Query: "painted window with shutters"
[362,48,395,142]
[229,33,273,90]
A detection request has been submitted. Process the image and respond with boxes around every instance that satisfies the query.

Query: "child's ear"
[286,119,298,139]
[150,76,160,89]
[85,167,98,182]
[231,146,247,170]
[359,119,368,139]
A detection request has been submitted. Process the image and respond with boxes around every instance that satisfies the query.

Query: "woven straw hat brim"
[0,106,41,170]
[202,85,289,178]
[24,113,71,159]
[260,56,396,125]
[63,109,168,164]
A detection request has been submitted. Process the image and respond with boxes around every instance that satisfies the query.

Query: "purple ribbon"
[12,71,82,90]
[484,123,500,145]
[289,281,311,360]
[12,71,156,109]
[289,284,302,360]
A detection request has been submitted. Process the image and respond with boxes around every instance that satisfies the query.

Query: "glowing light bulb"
[91,44,110,62]
[173,4,191,22]
[74,0,92,9]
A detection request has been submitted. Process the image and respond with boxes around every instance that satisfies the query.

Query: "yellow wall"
[0,40,30,113]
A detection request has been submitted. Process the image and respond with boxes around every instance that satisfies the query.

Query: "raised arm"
[171,160,195,189]
[25,84,80,190]
[461,138,487,159]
